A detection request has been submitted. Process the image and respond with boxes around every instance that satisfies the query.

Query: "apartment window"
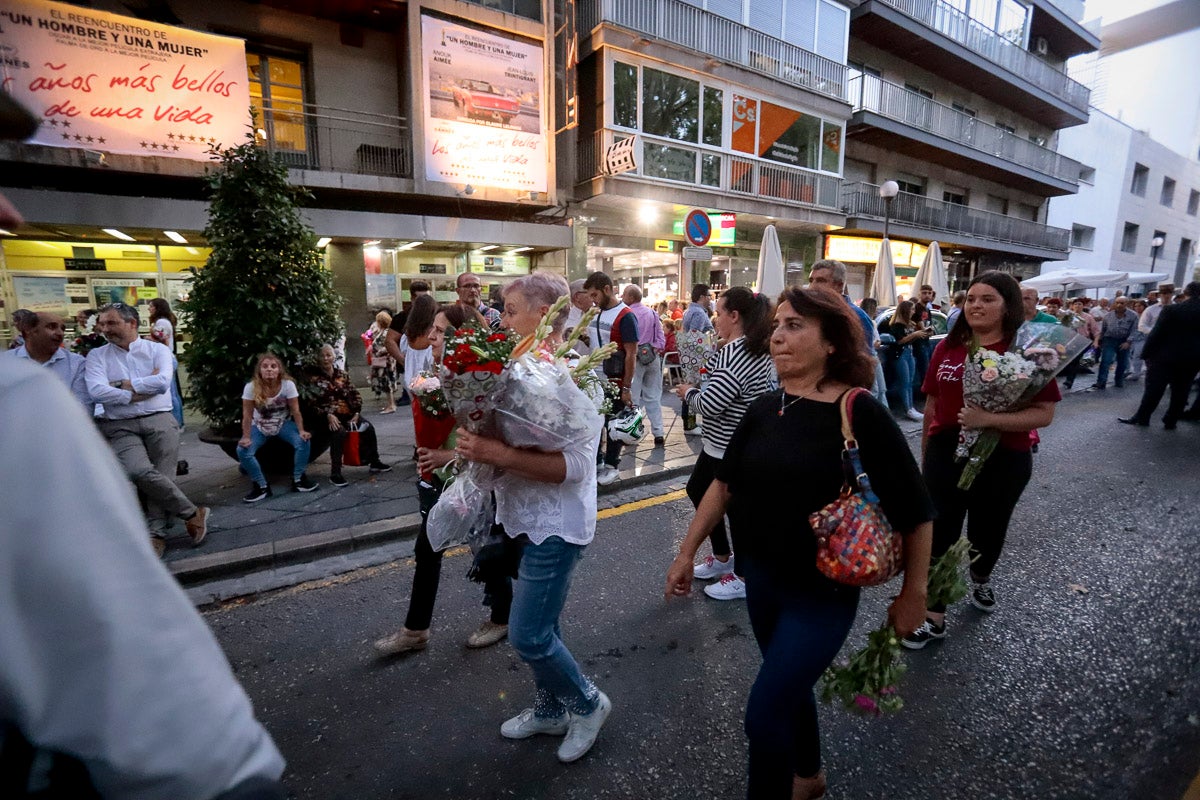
[895,172,925,195]
[1130,163,1149,196]
[1028,134,1047,147]
[1179,239,1194,274]
[1079,165,1096,184]
[985,194,1008,215]
[1189,189,1200,216]
[642,67,700,142]
[943,186,968,205]
[1121,222,1139,253]
[613,62,638,129]
[1161,177,1177,207]
[247,52,308,162]
[903,83,934,128]
[995,122,1016,134]
[1017,202,1040,222]
[702,87,723,147]
[1071,224,1095,250]
[461,0,541,21]
[951,102,977,117]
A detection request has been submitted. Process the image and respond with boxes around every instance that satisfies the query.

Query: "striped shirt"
[683,336,775,459]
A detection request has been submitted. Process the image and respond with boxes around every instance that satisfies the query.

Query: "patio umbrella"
[912,240,949,307]
[1118,271,1169,290]
[755,224,785,297]
[1020,269,1129,293]
[870,238,897,306]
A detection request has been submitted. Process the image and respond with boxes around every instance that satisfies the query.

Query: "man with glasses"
[456,273,502,330]
[85,302,209,557]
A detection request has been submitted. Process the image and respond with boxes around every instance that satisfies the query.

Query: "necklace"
[778,386,820,416]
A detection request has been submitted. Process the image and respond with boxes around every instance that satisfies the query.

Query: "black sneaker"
[369,461,392,473]
[901,619,946,650]
[970,582,996,612]
[292,474,318,493]
[653,436,665,446]
[329,472,348,487]
[243,484,271,503]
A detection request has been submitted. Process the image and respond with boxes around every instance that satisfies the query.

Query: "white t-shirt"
[242,379,299,436]
[401,337,434,393]
[151,318,174,351]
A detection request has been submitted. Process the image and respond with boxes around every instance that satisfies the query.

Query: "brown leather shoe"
[373,628,430,656]
[150,537,166,559]
[185,506,209,546]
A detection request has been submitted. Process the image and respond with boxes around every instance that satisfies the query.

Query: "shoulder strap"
[837,387,865,445]
[837,388,880,503]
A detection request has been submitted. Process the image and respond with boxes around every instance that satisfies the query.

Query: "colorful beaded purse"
[808,388,904,587]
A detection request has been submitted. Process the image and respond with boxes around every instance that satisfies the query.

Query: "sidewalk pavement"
[165,388,926,586]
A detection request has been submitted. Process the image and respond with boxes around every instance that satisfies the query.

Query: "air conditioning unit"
[1034,36,1049,56]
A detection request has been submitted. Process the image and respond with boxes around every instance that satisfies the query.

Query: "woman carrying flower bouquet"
[372,302,512,657]
[455,272,613,764]
[903,271,1061,650]
[673,286,775,601]
[666,287,933,800]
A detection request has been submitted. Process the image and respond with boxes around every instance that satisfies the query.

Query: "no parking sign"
[684,208,712,247]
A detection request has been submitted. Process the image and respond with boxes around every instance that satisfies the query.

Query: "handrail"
[842,181,1070,251]
[255,100,412,178]
[873,0,1089,112]
[848,74,1080,183]
[579,0,847,102]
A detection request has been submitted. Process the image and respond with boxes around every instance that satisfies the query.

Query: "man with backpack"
[583,272,639,486]
[622,284,667,447]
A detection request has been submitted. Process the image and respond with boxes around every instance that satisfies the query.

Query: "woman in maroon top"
[903,271,1062,649]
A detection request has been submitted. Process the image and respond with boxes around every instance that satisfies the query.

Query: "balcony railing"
[256,101,412,179]
[579,0,847,102]
[849,74,1081,184]
[579,128,842,211]
[842,181,1070,252]
[873,0,1089,113]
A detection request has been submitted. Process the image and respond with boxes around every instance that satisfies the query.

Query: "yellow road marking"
[597,488,688,519]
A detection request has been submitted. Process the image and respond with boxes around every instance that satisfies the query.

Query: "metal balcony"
[848,74,1081,196]
[578,128,843,212]
[578,0,847,103]
[852,0,1091,128]
[255,101,412,179]
[841,182,1070,256]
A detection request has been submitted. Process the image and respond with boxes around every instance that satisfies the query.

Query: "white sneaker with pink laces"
[693,554,735,580]
[703,573,746,600]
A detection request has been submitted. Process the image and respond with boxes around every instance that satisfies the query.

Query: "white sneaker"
[703,573,746,600]
[905,409,924,422]
[557,691,612,763]
[500,708,569,739]
[693,554,735,580]
[596,465,620,486]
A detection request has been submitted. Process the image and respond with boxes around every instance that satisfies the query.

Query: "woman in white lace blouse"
[454,272,612,765]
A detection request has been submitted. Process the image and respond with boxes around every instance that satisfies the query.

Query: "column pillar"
[327,243,370,384]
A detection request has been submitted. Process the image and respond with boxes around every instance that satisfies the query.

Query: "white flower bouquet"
[956,321,1089,489]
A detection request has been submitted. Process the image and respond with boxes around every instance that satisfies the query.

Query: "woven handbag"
[807,388,904,587]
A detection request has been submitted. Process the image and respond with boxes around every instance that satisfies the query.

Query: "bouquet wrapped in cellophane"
[676,329,717,386]
[955,322,1089,490]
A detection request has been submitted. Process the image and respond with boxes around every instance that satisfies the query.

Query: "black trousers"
[598,395,627,468]
[405,481,512,631]
[923,432,1033,611]
[685,450,731,558]
[1131,360,1200,425]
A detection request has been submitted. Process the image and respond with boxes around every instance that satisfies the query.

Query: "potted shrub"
[181,126,343,469]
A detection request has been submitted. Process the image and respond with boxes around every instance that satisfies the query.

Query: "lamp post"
[879,180,899,240]
[1150,235,1165,273]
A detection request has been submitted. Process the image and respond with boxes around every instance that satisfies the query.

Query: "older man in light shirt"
[85,302,208,556]
[3,311,90,410]
[622,284,667,445]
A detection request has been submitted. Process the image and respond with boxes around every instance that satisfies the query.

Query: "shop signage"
[64,257,106,271]
[602,136,636,176]
[0,0,250,161]
[683,208,712,246]
[682,246,713,261]
[673,212,736,246]
[824,235,927,268]
[421,15,547,193]
[418,263,447,274]
[653,239,674,253]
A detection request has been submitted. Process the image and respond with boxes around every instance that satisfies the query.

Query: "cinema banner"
[0,0,250,159]
[421,14,547,193]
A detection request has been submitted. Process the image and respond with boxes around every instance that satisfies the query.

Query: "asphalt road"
[206,388,1200,799]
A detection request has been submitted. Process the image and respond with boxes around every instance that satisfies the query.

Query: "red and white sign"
[0,0,250,160]
[684,208,712,246]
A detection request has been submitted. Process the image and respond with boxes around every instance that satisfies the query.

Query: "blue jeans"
[741,559,859,797]
[1096,340,1130,388]
[890,348,916,412]
[509,535,598,718]
[236,420,310,485]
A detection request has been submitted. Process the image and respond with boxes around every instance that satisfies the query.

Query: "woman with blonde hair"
[237,353,316,503]
[367,309,397,413]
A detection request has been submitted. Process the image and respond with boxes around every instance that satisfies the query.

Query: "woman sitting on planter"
[237,352,317,503]
[309,343,391,486]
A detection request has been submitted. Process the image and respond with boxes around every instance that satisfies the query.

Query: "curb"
[171,460,697,586]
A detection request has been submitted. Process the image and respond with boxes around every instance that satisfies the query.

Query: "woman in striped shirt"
[674,286,775,600]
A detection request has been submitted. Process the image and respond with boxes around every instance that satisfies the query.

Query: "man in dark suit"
[1119,281,1200,429]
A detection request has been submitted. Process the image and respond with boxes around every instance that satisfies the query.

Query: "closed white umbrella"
[870,238,897,306]
[1020,269,1129,293]
[912,240,949,306]
[755,224,785,297]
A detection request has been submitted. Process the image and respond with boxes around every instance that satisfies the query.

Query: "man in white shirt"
[85,302,208,556]
[3,311,90,409]
[1138,283,1174,336]
[564,279,594,356]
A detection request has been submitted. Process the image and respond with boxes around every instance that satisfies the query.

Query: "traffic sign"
[682,246,713,261]
[684,208,712,246]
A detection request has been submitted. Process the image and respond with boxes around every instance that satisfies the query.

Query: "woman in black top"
[666,288,934,800]
[884,300,932,421]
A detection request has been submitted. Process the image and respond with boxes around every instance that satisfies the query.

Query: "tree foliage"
[180,127,342,430]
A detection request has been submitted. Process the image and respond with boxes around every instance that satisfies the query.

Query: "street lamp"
[879,180,899,239]
[1150,235,1165,273]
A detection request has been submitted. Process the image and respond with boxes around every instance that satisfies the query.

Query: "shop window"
[702,87,723,147]
[758,101,820,170]
[247,52,309,166]
[613,62,638,129]
[642,67,699,143]
[820,124,841,172]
